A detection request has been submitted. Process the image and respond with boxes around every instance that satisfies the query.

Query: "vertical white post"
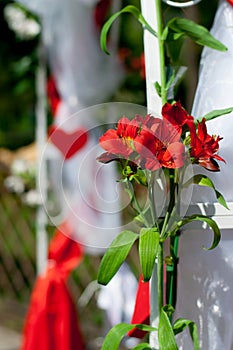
[140,0,162,115]
[140,1,162,348]
[35,42,48,275]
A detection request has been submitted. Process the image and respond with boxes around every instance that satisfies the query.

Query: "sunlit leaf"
[100,5,157,55]
[197,107,233,123]
[173,318,200,350]
[133,343,152,350]
[158,305,178,350]
[97,230,138,285]
[139,227,160,281]
[101,323,156,350]
[101,323,134,350]
[175,214,221,250]
[166,18,227,51]
[183,174,229,209]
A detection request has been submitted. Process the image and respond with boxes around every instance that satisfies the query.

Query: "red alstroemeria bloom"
[189,118,225,171]
[162,101,194,134]
[99,116,140,162]
[135,117,185,171]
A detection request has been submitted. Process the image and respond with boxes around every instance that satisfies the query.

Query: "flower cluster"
[98,102,224,172]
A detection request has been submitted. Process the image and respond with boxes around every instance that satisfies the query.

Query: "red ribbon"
[47,76,61,116]
[94,0,111,29]
[227,0,233,6]
[128,275,150,338]
[20,223,85,350]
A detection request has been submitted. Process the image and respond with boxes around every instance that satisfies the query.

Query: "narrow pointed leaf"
[154,81,162,97]
[158,306,178,350]
[98,230,138,285]
[139,227,160,281]
[100,5,157,54]
[183,174,229,209]
[101,323,156,350]
[173,318,200,350]
[176,214,221,250]
[166,18,227,51]
[101,323,134,350]
[133,324,157,332]
[165,69,176,92]
[133,343,151,350]
[197,107,233,123]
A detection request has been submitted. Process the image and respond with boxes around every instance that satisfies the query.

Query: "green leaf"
[154,81,162,97]
[133,343,152,350]
[176,214,221,250]
[101,323,156,350]
[133,324,158,332]
[173,318,200,350]
[100,5,157,55]
[165,69,176,92]
[133,169,148,186]
[158,305,178,350]
[197,107,233,123]
[97,230,138,285]
[101,323,134,350]
[166,18,227,51]
[183,174,229,209]
[134,205,153,226]
[139,227,160,281]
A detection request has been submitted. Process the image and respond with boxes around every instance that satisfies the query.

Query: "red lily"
[162,101,194,134]
[99,116,140,161]
[135,117,185,171]
[189,118,225,171]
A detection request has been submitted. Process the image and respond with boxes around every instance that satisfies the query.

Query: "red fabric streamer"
[94,0,111,29]
[47,76,61,116]
[20,223,85,350]
[227,0,233,6]
[128,275,150,339]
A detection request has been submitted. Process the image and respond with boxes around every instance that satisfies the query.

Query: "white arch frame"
[162,0,202,8]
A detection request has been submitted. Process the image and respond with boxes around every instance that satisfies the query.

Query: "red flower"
[189,118,225,171]
[99,117,140,161]
[162,101,194,134]
[98,113,186,171]
[135,117,185,171]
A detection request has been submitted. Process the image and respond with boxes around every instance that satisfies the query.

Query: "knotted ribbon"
[20,222,85,350]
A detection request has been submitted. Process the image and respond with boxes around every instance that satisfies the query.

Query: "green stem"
[157,242,164,313]
[149,172,158,228]
[166,234,179,309]
[155,0,166,104]
[125,180,151,228]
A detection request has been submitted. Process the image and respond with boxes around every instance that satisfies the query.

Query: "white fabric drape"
[18,0,124,110]
[176,1,233,348]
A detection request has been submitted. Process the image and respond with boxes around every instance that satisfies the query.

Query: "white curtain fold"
[176,1,233,348]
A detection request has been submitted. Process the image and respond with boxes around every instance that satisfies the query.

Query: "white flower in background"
[4,3,40,40]
[11,159,28,175]
[22,189,41,206]
[4,175,25,194]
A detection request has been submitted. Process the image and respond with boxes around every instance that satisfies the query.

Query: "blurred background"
[0,0,219,349]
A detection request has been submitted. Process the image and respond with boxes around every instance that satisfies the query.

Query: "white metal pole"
[140,0,162,115]
[140,1,162,348]
[140,1,204,348]
[35,41,48,275]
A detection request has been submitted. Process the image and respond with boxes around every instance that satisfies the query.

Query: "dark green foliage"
[0,1,39,149]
